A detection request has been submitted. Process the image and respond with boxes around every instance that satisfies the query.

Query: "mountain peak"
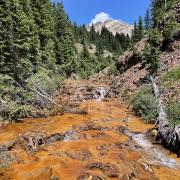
[89,12,113,25]
[88,12,133,36]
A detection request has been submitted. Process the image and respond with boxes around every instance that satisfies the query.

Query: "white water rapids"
[131,133,180,169]
[94,87,108,101]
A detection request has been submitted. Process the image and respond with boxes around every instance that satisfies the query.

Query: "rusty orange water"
[0,99,180,180]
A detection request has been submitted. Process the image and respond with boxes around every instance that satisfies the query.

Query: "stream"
[0,86,180,180]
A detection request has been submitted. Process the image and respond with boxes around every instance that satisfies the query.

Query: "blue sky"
[53,0,151,25]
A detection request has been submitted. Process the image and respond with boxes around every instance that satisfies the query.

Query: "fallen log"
[150,76,180,154]
[30,88,59,106]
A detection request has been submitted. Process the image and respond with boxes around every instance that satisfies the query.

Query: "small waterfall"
[131,133,180,169]
[94,87,108,101]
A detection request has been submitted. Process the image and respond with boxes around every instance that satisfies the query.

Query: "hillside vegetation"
[0,0,145,121]
[0,0,179,132]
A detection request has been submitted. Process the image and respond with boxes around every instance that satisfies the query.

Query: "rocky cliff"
[87,19,133,37]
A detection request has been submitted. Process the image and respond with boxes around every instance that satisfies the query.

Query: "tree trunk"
[150,76,180,154]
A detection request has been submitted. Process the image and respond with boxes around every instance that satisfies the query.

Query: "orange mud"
[0,100,180,180]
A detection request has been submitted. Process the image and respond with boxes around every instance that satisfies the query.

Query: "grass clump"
[167,100,180,126]
[162,67,180,82]
[122,87,131,102]
[132,87,159,123]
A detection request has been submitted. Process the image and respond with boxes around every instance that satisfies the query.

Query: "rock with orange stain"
[0,100,180,180]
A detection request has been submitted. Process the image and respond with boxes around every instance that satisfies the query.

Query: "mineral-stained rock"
[0,141,15,152]
[46,133,64,144]
[25,166,52,180]
[17,131,48,152]
[65,149,92,161]
[0,152,15,168]
[87,162,119,177]
[50,176,59,180]
[77,173,104,180]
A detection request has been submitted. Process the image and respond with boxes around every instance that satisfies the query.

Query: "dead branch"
[30,88,60,106]
[150,76,180,153]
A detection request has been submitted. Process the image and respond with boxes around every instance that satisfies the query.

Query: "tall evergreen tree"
[0,0,39,83]
[31,0,56,68]
[54,2,76,75]
[81,40,90,60]
[144,9,151,30]
[138,16,144,40]
[90,24,97,43]
[0,0,13,74]
[132,21,139,43]
[72,22,79,41]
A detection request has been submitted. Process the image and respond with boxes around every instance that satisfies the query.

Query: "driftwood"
[150,76,180,154]
[30,88,59,106]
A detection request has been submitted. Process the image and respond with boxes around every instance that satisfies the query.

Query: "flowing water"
[130,133,180,169]
[93,87,108,101]
[0,99,180,180]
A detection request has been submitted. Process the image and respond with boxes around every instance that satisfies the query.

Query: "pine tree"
[81,40,90,60]
[96,41,104,57]
[54,2,76,76]
[78,24,90,44]
[72,22,79,42]
[115,33,130,51]
[20,0,41,70]
[90,24,97,43]
[0,0,39,83]
[138,16,144,40]
[31,0,56,68]
[151,0,178,27]
[0,0,12,74]
[125,35,131,49]
[143,44,160,75]
[144,9,151,30]
[132,21,139,43]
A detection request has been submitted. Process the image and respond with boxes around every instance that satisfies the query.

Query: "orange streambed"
[0,99,180,180]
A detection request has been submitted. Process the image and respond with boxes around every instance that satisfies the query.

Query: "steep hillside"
[88,2,180,154]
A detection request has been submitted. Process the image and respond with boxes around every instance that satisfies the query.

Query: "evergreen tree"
[132,21,139,43]
[90,24,97,43]
[138,16,144,40]
[72,22,79,41]
[31,0,56,68]
[96,41,104,57]
[0,0,39,83]
[151,0,178,27]
[54,2,76,75]
[143,44,160,75]
[0,0,13,74]
[115,33,130,51]
[144,9,151,30]
[143,28,161,76]
[125,35,131,50]
[81,40,90,60]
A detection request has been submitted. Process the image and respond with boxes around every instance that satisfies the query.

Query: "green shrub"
[143,44,160,75]
[147,29,161,47]
[0,101,31,121]
[108,63,119,75]
[27,67,62,95]
[132,87,159,123]
[0,69,63,121]
[162,67,180,82]
[163,17,180,40]
[122,87,131,102]
[167,100,180,126]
